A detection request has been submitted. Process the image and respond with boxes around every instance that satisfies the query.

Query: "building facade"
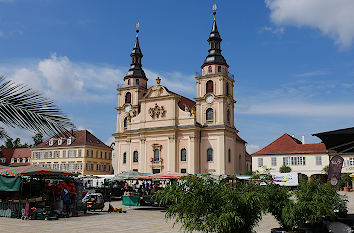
[112,11,246,175]
[32,130,112,175]
[252,133,328,176]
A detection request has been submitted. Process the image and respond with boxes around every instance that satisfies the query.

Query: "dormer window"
[22,158,26,163]
[49,139,54,146]
[11,158,14,163]
[17,158,20,163]
[58,138,62,145]
[67,137,72,145]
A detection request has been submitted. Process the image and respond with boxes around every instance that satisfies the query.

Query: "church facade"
[112,12,246,175]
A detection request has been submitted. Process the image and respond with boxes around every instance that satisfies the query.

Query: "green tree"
[279,165,292,173]
[5,137,13,148]
[0,76,74,137]
[154,176,263,233]
[32,133,43,146]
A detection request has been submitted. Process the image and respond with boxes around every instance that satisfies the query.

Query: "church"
[112,9,246,175]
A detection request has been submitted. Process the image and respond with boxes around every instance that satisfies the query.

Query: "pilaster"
[217,134,226,174]
[139,138,146,172]
[188,136,196,174]
[167,135,176,172]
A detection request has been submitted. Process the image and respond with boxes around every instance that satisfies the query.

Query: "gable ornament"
[149,103,166,119]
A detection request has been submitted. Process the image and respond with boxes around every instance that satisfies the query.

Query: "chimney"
[302,135,305,144]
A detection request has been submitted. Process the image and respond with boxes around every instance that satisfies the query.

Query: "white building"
[251,134,328,176]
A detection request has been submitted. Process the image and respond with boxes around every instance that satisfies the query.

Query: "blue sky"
[1,0,354,153]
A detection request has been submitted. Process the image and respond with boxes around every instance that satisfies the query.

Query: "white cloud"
[259,26,284,35]
[294,71,328,77]
[247,144,260,154]
[265,0,354,49]
[239,102,354,117]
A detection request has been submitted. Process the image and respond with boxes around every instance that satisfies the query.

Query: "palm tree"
[0,76,74,138]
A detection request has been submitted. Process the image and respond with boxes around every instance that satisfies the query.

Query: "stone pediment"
[143,84,173,99]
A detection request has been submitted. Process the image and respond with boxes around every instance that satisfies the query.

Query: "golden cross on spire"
[136,22,140,34]
[156,77,161,85]
[212,3,217,19]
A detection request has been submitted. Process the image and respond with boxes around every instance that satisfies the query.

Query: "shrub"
[279,165,291,173]
[153,175,263,233]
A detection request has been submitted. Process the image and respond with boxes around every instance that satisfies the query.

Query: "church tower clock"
[195,6,236,128]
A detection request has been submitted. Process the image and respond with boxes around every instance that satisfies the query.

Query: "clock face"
[206,95,214,104]
[125,105,131,113]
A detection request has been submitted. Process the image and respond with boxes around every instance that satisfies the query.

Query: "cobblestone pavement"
[1,191,354,233]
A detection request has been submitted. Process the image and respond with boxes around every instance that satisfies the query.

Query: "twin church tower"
[112,7,247,175]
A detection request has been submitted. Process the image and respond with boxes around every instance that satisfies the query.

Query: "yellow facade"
[31,146,112,175]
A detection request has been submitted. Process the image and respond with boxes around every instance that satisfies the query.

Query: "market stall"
[0,165,80,220]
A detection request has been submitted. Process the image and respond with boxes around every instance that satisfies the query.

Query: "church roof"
[165,88,196,111]
[252,133,326,156]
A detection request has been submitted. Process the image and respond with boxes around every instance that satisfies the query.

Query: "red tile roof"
[252,133,327,156]
[34,130,112,150]
[12,148,31,158]
[9,162,30,167]
[0,148,15,164]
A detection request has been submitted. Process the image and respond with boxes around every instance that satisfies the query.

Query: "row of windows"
[0,158,6,163]
[205,108,231,123]
[121,148,238,165]
[33,150,111,160]
[33,162,110,172]
[127,79,140,86]
[11,158,31,163]
[258,156,307,167]
[86,163,111,172]
[205,80,230,96]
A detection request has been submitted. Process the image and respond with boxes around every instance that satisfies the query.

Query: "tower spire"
[202,4,228,68]
[124,22,147,82]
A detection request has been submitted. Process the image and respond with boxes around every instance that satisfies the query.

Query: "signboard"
[328,155,344,186]
[272,172,299,186]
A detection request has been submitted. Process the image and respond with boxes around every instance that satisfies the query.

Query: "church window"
[124,117,128,129]
[226,82,230,96]
[128,79,131,85]
[154,149,160,162]
[136,79,139,85]
[123,152,127,164]
[206,108,214,121]
[208,66,212,73]
[227,109,230,123]
[125,92,131,104]
[207,148,213,162]
[181,149,186,162]
[181,169,187,173]
[211,42,215,49]
[228,149,231,163]
[206,80,214,93]
[133,151,138,163]
[218,66,221,73]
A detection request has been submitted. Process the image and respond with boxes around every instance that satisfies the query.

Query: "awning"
[137,171,186,180]
[0,176,20,191]
[113,170,150,181]
[0,165,78,177]
[313,127,354,153]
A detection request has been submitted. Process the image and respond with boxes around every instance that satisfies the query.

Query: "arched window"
[207,148,213,162]
[181,148,187,162]
[218,66,222,73]
[154,149,160,162]
[208,66,212,73]
[133,151,138,162]
[227,109,230,123]
[228,149,231,163]
[226,82,230,96]
[206,80,214,93]
[123,152,127,164]
[206,108,214,121]
[136,79,139,85]
[123,117,128,129]
[127,79,131,85]
[239,154,242,170]
[211,42,215,49]
[125,92,131,104]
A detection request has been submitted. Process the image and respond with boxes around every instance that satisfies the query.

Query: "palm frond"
[0,126,8,140]
[0,76,75,136]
